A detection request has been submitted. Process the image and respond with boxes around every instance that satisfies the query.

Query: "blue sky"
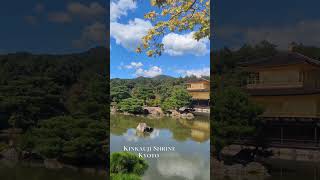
[213,0,320,50]
[0,0,106,54]
[110,0,210,79]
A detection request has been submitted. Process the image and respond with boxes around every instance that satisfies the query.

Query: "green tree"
[111,173,141,180]
[118,98,144,114]
[0,76,65,129]
[137,0,210,56]
[110,152,148,176]
[161,87,192,111]
[67,74,108,120]
[132,86,154,105]
[212,87,263,160]
[111,85,131,103]
[20,116,107,165]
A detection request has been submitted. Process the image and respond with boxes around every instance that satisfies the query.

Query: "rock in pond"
[136,123,154,133]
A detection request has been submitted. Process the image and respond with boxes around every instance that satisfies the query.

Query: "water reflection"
[110,114,210,180]
[265,159,320,180]
[157,152,210,180]
[0,163,105,180]
[110,114,210,143]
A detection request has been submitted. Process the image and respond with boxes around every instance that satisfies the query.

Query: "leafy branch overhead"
[136,0,210,57]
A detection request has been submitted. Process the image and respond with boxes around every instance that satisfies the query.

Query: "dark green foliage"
[110,76,203,113]
[212,88,263,159]
[20,116,107,165]
[132,86,155,105]
[110,152,148,176]
[0,47,108,130]
[0,76,65,129]
[0,47,109,166]
[291,42,320,59]
[118,98,144,114]
[110,85,131,103]
[161,87,192,111]
[67,74,108,120]
[110,173,141,180]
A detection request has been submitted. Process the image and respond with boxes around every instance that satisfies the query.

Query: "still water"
[110,114,210,180]
[216,157,320,180]
[265,159,320,180]
[0,162,106,180]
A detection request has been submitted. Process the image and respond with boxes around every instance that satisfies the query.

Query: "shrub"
[110,173,141,180]
[161,87,192,111]
[110,152,148,176]
[118,98,144,114]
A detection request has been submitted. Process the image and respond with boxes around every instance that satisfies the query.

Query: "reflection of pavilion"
[191,129,209,143]
[179,119,210,142]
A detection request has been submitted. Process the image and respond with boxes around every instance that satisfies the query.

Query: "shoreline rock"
[112,105,199,120]
[44,159,63,169]
[212,158,270,180]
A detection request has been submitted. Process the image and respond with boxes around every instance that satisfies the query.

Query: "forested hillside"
[0,47,108,166]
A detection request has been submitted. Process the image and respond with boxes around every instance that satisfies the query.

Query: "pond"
[265,159,320,180]
[215,158,320,180]
[0,162,106,180]
[110,114,210,180]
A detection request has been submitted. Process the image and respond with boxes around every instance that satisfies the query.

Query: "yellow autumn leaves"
[137,0,210,57]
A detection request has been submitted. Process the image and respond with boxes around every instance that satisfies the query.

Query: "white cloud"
[122,62,162,77]
[177,68,210,78]
[124,62,143,69]
[110,0,137,22]
[67,2,105,19]
[216,20,320,49]
[136,66,162,77]
[157,152,209,180]
[48,12,72,23]
[123,129,139,142]
[73,22,106,48]
[110,18,153,51]
[162,32,209,56]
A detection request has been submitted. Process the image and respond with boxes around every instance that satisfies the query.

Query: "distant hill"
[152,75,174,80]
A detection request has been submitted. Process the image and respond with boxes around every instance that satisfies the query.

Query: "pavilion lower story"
[240,118,320,149]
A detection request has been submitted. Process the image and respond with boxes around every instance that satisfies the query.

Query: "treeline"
[0,47,108,166]
[211,41,320,158]
[110,75,209,113]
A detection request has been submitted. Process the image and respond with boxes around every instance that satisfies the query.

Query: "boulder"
[1,148,19,162]
[110,107,116,114]
[20,151,43,162]
[245,162,268,175]
[212,157,270,179]
[170,110,181,118]
[136,123,154,133]
[136,123,147,132]
[181,113,187,119]
[44,159,63,169]
[143,107,164,117]
[186,113,195,119]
